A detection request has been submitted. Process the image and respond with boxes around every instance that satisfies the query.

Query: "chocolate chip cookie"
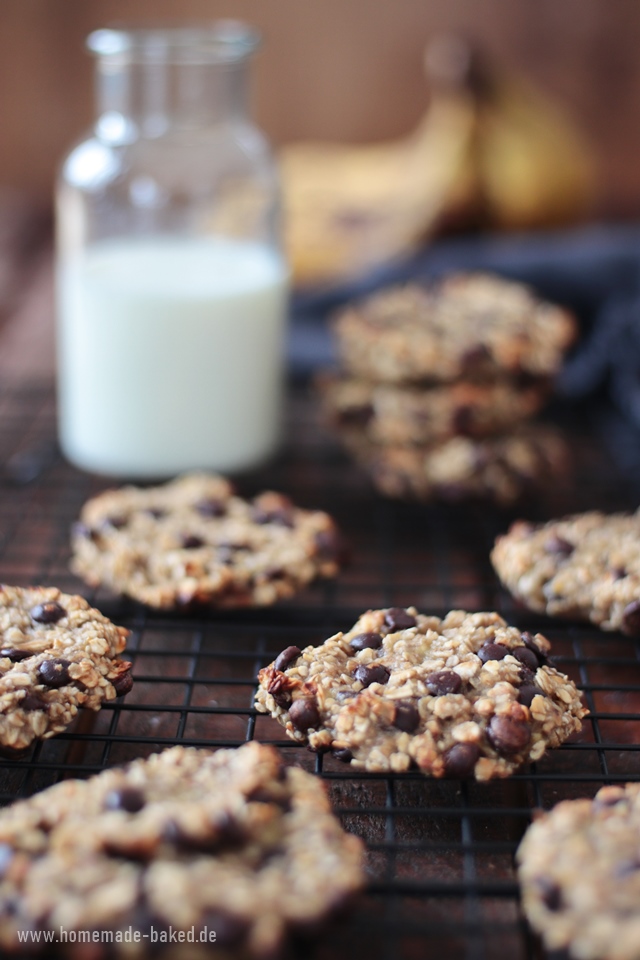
[517,783,640,960]
[0,585,131,754]
[0,741,365,957]
[319,374,550,445]
[340,425,568,505]
[70,473,342,610]
[256,608,586,780]
[332,273,577,385]
[491,510,640,634]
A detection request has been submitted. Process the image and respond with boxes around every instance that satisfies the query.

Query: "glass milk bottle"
[56,22,289,477]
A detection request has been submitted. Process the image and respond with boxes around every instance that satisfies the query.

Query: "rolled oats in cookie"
[332,273,577,385]
[70,473,343,610]
[517,783,640,960]
[0,741,364,957]
[0,585,131,753]
[255,608,587,781]
[491,510,640,634]
[339,425,569,505]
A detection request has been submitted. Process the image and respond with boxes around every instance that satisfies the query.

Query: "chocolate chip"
[521,631,548,664]
[165,813,245,852]
[21,695,48,711]
[453,405,474,435]
[426,670,462,696]
[354,663,390,688]
[145,508,166,520]
[112,668,134,696]
[37,658,71,688]
[105,787,145,813]
[289,697,320,732]
[513,647,540,671]
[478,641,507,663]
[535,877,563,912]
[443,743,480,778]
[338,403,374,427]
[251,507,294,527]
[384,608,417,631]
[612,566,627,580]
[105,515,128,530]
[194,498,226,518]
[181,534,205,549]
[622,599,640,636]
[0,648,31,662]
[349,632,383,651]
[30,601,66,624]
[518,684,544,707]
[392,701,420,732]
[72,521,97,541]
[274,645,302,672]
[332,747,353,763]
[486,716,531,755]
[544,535,573,557]
[314,528,345,561]
[246,786,290,810]
[461,344,491,373]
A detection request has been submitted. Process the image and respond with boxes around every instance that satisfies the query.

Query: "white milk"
[57,236,289,477]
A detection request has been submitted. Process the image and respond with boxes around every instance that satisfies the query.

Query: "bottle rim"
[87,21,261,64]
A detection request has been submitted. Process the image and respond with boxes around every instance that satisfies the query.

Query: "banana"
[280,40,476,287]
[280,35,595,288]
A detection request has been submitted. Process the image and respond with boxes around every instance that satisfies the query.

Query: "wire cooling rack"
[0,382,639,960]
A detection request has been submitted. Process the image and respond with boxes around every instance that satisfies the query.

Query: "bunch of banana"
[281,35,595,288]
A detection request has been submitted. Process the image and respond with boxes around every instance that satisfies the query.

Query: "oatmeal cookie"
[517,783,640,960]
[319,374,549,444]
[0,741,365,957]
[340,425,568,505]
[256,608,586,781]
[491,510,640,634]
[70,473,342,610]
[0,585,131,754]
[332,273,576,385]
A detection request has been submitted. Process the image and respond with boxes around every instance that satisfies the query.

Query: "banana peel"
[281,36,595,288]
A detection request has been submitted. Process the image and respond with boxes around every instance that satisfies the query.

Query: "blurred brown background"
[2,0,640,218]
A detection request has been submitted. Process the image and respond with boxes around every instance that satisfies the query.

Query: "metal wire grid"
[0,383,639,960]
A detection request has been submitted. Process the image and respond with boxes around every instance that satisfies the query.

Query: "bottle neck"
[95,57,249,141]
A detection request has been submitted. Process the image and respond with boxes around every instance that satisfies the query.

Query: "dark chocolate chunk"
[112,668,134,697]
[513,646,540,671]
[426,670,462,696]
[452,405,474,436]
[487,715,531,755]
[145,508,166,520]
[349,632,383,651]
[273,645,302,672]
[461,344,491,374]
[105,515,128,530]
[332,746,353,763]
[72,521,96,541]
[21,695,48,712]
[518,684,544,707]
[194,498,226,518]
[521,631,548,664]
[384,608,416,631]
[37,658,71,688]
[181,534,205,549]
[30,601,66,624]
[535,877,563,912]
[0,648,32,662]
[105,787,145,813]
[622,599,640,636]
[392,701,420,732]
[477,641,508,663]
[443,743,480,778]
[289,697,320,732]
[251,507,294,528]
[544,535,574,557]
[354,663,390,688]
[314,528,345,562]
